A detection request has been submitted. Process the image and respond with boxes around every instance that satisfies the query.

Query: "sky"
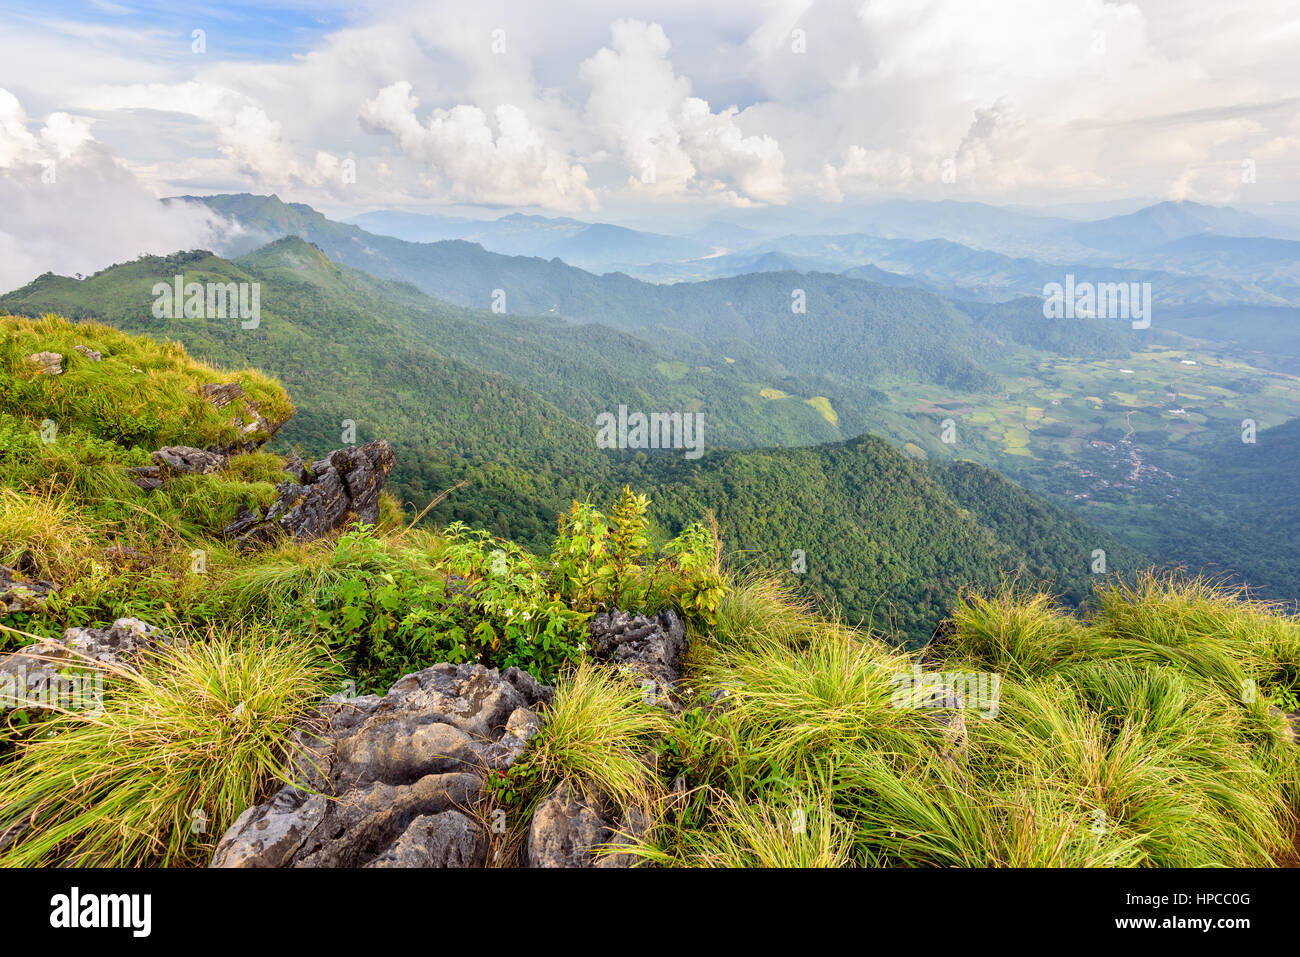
[0,0,1298,285]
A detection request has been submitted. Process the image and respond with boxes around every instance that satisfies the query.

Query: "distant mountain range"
[0,236,1151,640]
[5,191,1297,624]
[343,198,1300,278]
[346,210,714,271]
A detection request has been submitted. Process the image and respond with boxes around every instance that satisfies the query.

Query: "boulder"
[1269,704,1300,745]
[151,446,229,476]
[199,382,244,409]
[588,609,687,704]
[0,565,56,615]
[211,662,551,868]
[128,446,227,489]
[25,351,62,375]
[73,345,102,361]
[195,381,290,454]
[126,465,164,491]
[364,810,487,868]
[525,780,647,868]
[100,546,148,570]
[918,685,969,768]
[213,398,284,455]
[0,618,168,716]
[222,440,396,551]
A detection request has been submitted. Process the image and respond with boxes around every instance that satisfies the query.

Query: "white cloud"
[0,88,235,293]
[358,81,595,210]
[73,82,340,188]
[580,19,787,205]
[0,0,1297,219]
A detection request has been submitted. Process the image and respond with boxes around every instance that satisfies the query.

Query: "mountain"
[346,209,713,271]
[5,316,1290,873]
[633,434,1151,642]
[622,229,1300,308]
[51,195,1300,610]
[1058,200,1300,255]
[0,240,1156,644]
[184,195,1166,397]
[1158,304,1300,375]
[0,242,615,545]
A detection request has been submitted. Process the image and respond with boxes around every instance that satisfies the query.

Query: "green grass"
[624,572,1300,868]
[526,660,670,810]
[0,314,292,452]
[0,626,328,866]
[3,316,1298,869]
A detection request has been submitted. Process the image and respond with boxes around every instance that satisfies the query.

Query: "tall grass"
[632,572,1300,868]
[0,627,327,867]
[526,660,669,810]
[0,486,93,580]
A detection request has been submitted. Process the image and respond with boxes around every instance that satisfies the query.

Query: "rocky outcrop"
[152,446,229,476]
[199,382,244,409]
[25,351,62,375]
[210,662,551,868]
[525,780,648,868]
[126,466,164,491]
[73,345,101,361]
[222,440,395,551]
[0,617,169,715]
[920,685,969,768]
[0,565,56,615]
[194,381,290,455]
[589,609,687,705]
[518,608,688,868]
[205,383,285,455]
[127,446,229,489]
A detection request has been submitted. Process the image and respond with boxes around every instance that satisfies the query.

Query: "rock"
[199,382,244,409]
[0,617,169,716]
[73,345,102,361]
[196,381,291,454]
[222,440,396,551]
[211,661,552,868]
[126,465,164,490]
[588,609,687,702]
[919,685,968,767]
[1269,705,1300,745]
[151,446,228,476]
[214,399,284,455]
[100,546,148,569]
[25,351,63,375]
[365,811,486,868]
[58,617,168,667]
[129,446,227,489]
[0,565,56,615]
[207,788,327,869]
[525,780,646,868]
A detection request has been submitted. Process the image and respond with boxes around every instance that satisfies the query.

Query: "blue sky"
[6,0,350,60]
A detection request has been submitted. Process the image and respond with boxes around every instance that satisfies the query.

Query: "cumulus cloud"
[73,81,342,188]
[358,80,595,210]
[1,0,1299,218]
[580,19,786,205]
[0,88,235,294]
